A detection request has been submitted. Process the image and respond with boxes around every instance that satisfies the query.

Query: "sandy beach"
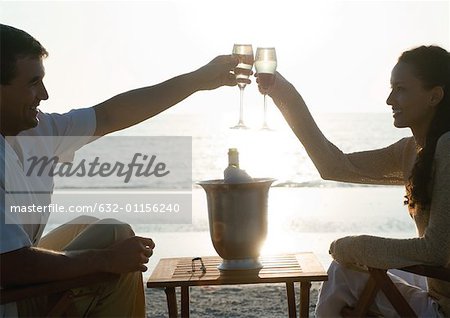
[145,283,321,317]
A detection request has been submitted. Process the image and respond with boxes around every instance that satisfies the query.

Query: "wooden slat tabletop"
[147,253,327,288]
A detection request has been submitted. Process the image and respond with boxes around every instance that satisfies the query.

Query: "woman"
[259,45,450,317]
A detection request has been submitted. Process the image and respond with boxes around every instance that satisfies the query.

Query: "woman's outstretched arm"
[264,72,410,185]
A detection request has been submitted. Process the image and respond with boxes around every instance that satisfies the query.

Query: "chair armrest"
[399,265,450,282]
[0,272,119,304]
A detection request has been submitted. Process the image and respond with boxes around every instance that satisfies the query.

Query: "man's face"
[0,57,49,136]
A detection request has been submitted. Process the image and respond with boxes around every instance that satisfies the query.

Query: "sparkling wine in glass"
[231,44,254,129]
[255,47,277,130]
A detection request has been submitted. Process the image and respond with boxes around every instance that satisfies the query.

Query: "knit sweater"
[325,131,450,315]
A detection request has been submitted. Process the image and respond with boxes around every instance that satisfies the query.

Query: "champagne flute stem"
[262,94,269,129]
[239,86,245,125]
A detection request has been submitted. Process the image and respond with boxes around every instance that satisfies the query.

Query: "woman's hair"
[403,45,450,210]
[0,24,48,85]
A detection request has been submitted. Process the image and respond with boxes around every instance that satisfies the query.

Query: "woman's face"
[386,61,436,132]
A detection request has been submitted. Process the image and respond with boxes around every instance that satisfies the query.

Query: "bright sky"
[1,0,449,116]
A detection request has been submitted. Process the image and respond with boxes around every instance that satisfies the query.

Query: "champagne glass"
[255,47,277,130]
[231,44,254,129]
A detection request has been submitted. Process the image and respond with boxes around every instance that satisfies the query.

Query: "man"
[0,24,242,317]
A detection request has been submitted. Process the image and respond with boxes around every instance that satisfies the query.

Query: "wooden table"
[147,253,327,317]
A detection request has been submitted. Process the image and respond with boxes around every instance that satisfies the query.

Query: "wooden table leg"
[164,287,178,317]
[181,286,190,317]
[300,282,311,318]
[286,282,297,318]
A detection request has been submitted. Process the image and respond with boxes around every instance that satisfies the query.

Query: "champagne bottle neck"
[228,148,239,168]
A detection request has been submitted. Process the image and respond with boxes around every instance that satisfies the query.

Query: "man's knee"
[68,215,100,225]
[93,218,135,243]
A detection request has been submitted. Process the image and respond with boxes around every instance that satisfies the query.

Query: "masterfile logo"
[5,136,192,192]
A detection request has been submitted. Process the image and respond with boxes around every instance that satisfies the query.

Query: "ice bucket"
[198,178,275,270]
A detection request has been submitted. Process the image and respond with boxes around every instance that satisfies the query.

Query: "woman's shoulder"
[401,136,416,148]
[391,136,415,154]
[436,131,450,157]
[436,131,450,148]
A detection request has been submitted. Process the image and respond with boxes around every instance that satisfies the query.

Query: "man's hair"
[0,24,48,84]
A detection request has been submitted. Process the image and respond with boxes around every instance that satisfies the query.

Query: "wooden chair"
[341,265,450,318]
[0,272,118,317]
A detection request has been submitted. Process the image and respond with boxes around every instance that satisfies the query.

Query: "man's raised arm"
[93,55,239,136]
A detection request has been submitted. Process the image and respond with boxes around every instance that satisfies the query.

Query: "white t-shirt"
[0,108,96,317]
